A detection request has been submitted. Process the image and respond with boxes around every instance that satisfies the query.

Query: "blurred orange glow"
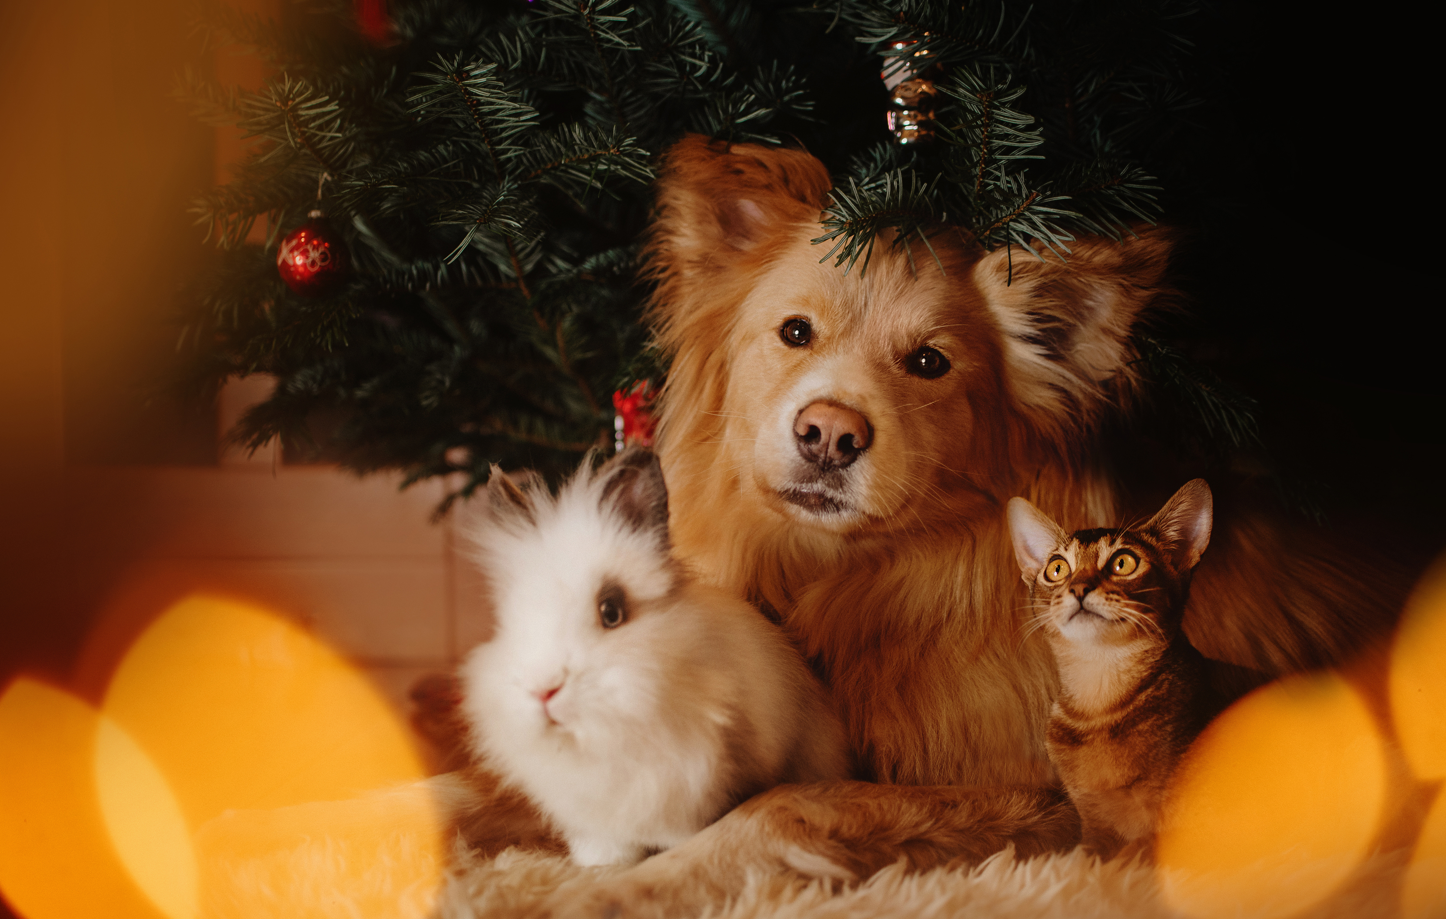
[1403,791,1446,919]
[1392,560,1446,917]
[1391,559,1446,780]
[103,594,430,817]
[0,595,447,919]
[1156,671,1386,919]
[95,713,198,918]
[0,679,168,919]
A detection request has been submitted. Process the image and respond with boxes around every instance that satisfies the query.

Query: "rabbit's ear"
[599,448,669,539]
[487,465,538,523]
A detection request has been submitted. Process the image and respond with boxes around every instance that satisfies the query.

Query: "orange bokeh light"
[1392,559,1446,917]
[1391,558,1446,780]
[0,594,447,919]
[1156,671,1386,919]
[0,678,170,919]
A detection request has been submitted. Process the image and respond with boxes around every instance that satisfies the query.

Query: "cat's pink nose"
[795,402,871,469]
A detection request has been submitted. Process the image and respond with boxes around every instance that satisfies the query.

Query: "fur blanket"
[199,838,1418,919]
[198,818,1417,919]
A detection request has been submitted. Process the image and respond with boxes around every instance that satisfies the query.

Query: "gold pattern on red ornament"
[277,209,349,297]
[883,39,938,144]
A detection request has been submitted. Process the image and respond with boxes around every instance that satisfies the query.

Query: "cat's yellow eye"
[1110,551,1140,576]
[1043,557,1071,583]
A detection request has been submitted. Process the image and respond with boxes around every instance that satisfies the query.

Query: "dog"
[488,136,1406,916]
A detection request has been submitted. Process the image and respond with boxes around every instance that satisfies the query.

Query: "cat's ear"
[1147,479,1213,570]
[599,447,670,540]
[487,465,539,523]
[1007,497,1066,580]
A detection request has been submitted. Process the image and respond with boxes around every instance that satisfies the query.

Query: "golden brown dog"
[526,135,1405,916]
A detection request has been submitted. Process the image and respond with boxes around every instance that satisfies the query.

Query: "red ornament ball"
[612,381,657,451]
[276,212,349,296]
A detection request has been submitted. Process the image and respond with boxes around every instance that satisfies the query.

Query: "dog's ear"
[650,134,832,272]
[646,136,834,448]
[972,227,1175,436]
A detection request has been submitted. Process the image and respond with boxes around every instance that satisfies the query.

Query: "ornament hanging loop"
[311,172,333,219]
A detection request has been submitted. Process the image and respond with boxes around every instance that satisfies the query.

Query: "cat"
[1008,479,1268,857]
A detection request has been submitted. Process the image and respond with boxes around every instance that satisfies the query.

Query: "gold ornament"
[882,40,938,144]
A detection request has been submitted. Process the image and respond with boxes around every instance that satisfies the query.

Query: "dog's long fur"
[467,136,1407,917]
[648,134,1403,768]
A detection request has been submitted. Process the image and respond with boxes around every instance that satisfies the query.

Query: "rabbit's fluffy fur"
[458,450,848,867]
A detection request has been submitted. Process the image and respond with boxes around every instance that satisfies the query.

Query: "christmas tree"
[180,0,1256,505]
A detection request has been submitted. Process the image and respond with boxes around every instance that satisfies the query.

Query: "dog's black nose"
[794,402,871,469]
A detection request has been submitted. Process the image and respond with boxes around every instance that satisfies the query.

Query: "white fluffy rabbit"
[458,448,849,867]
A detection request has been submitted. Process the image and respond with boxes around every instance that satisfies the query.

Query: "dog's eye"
[597,585,628,629]
[905,346,950,379]
[780,318,812,347]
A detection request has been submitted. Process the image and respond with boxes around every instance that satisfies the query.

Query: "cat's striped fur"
[1009,480,1267,857]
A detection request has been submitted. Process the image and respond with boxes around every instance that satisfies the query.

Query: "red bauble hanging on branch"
[277,210,349,297]
[612,381,657,452]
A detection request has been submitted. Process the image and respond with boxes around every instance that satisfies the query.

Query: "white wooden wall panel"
[63,464,483,723]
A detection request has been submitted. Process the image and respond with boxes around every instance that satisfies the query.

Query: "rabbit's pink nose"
[533,684,563,724]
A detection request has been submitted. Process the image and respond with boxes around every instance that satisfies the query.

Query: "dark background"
[1188,2,1441,556]
[0,3,1439,917]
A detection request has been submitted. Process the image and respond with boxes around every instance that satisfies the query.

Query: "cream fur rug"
[194,786,1430,919]
[432,843,1411,919]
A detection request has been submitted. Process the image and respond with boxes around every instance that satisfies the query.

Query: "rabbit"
[457,447,850,867]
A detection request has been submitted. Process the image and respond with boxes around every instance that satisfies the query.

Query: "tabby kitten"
[1007,480,1267,858]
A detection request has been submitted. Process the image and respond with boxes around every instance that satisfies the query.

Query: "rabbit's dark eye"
[597,584,628,629]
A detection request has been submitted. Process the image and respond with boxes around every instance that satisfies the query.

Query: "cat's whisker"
[1017,609,1057,648]
[1114,601,1167,641]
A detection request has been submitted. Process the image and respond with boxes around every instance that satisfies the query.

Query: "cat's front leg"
[540,781,1080,919]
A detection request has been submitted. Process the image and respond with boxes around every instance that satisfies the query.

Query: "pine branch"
[969,172,1076,257]
[520,124,654,191]
[239,75,352,174]
[408,56,539,177]
[536,0,642,131]
[1051,161,1162,240]
[838,0,1032,73]
[433,180,528,262]
[1134,335,1261,452]
[814,170,942,274]
[190,157,316,248]
[935,66,1042,193]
